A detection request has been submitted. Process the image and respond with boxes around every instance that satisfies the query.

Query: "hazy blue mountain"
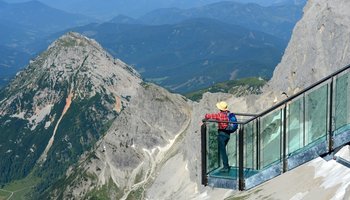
[0,19,43,88]
[4,0,223,19]
[0,45,30,88]
[57,18,286,93]
[41,0,239,18]
[0,46,30,74]
[109,15,141,24]
[1,0,255,19]
[233,0,306,6]
[0,0,95,33]
[139,1,304,40]
[3,0,306,19]
[0,18,36,88]
[0,20,36,47]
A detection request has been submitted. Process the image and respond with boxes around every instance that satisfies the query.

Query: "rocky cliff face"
[267,0,350,97]
[48,82,193,199]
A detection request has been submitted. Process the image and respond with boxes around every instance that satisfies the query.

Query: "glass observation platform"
[201,64,350,190]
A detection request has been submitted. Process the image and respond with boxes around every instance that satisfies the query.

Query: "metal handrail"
[202,119,246,125]
[234,112,258,117]
[202,112,257,124]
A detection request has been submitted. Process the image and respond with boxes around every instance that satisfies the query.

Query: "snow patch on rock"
[310,158,350,199]
[29,104,53,130]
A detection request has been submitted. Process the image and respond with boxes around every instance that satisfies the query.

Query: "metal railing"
[201,64,350,190]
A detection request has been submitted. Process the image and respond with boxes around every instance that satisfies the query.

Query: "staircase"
[201,64,350,190]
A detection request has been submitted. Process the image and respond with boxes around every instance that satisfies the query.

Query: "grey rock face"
[51,83,193,199]
[267,0,350,97]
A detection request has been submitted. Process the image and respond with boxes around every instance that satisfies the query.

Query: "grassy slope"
[185,77,266,101]
[0,173,40,200]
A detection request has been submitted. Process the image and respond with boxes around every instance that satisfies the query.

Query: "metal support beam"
[282,105,288,172]
[238,125,245,190]
[256,118,260,170]
[328,79,334,152]
[201,123,208,186]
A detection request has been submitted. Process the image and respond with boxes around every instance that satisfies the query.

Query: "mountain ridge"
[6,0,305,19]
[0,1,94,33]
[139,1,304,40]
[68,17,285,93]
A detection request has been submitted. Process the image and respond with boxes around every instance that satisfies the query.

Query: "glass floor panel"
[208,167,259,179]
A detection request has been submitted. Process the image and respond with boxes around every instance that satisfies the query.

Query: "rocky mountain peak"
[0,32,144,192]
[0,32,141,117]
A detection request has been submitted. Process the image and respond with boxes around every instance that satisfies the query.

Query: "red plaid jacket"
[205,111,229,130]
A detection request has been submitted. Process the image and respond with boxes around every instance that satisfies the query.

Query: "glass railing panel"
[227,130,238,167]
[206,121,238,176]
[287,97,304,155]
[259,109,282,169]
[206,122,220,172]
[305,84,328,145]
[334,72,350,134]
[244,121,256,170]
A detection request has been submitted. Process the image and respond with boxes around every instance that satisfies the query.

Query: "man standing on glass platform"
[205,101,231,172]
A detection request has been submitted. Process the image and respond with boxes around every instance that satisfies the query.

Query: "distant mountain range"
[0,19,37,48]
[4,0,230,19]
[66,18,285,93]
[65,1,304,93]
[3,0,306,19]
[0,44,31,89]
[0,0,304,93]
[0,0,94,33]
[0,45,30,73]
[233,0,306,6]
[139,1,304,40]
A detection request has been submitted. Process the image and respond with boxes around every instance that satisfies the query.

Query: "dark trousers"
[218,131,230,168]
